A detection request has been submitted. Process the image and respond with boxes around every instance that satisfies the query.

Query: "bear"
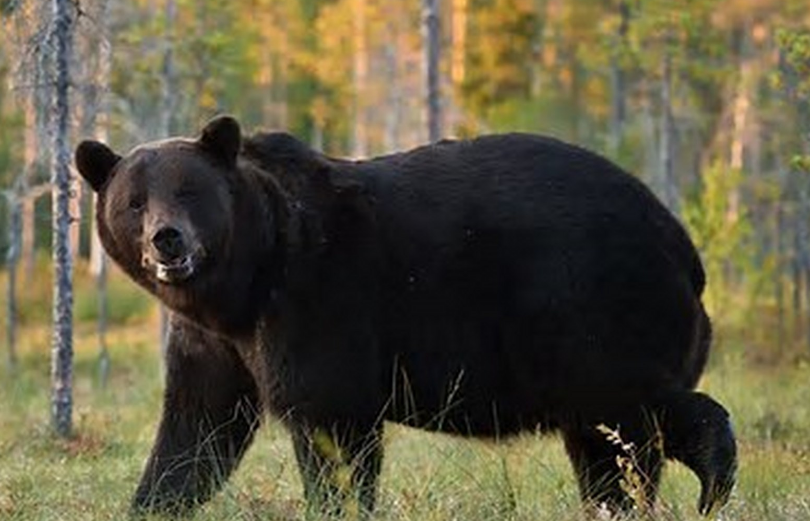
[75,115,737,517]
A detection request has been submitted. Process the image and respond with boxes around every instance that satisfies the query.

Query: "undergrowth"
[0,265,809,520]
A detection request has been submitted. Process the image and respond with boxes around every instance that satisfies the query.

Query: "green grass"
[1,267,809,520]
[9,255,153,327]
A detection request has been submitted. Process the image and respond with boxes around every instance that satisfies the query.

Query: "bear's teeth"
[155,256,194,283]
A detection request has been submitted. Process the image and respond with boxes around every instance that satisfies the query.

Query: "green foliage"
[461,0,539,117]
[0,44,23,189]
[776,28,810,174]
[791,154,810,173]
[0,0,20,16]
[683,163,757,319]
[776,28,810,98]
[483,96,580,138]
[73,279,152,325]
[3,255,152,326]
[109,0,262,140]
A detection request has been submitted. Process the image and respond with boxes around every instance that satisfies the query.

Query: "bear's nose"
[151,226,186,261]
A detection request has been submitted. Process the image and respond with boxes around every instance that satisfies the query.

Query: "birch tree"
[4,180,22,373]
[77,0,113,386]
[50,0,76,438]
[422,0,441,142]
[608,0,630,157]
[4,0,50,282]
[3,181,49,373]
[659,44,678,212]
[351,0,369,156]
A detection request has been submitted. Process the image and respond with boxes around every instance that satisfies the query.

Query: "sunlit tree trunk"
[449,0,467,131]
[659,49,679,213]
[96,238,110,387]
[383,21,401,152]
[5,184,22,373]
[255,4,280,129]
[86,0,113,388]
[778,38,810,350]
[50,0,75,438]
[727,23,753,225]
[639,80,658,186]
[160,0,177,138]
[21,92,37,281]
[423,0,442,142]
[608,0,630,157]
[775,170,786,353]
[352,0,369,157]
[529,0,547,99]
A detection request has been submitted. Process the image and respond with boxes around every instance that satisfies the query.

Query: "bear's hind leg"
[132,319,262,516]
[657,391,737,515]
[292,423,383,518]
[561,411,663,515]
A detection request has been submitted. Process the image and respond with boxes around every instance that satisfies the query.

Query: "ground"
[0,263,809,521]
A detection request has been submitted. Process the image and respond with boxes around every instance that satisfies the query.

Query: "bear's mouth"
[152,250,204,284]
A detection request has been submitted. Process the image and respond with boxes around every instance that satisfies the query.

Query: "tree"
[50,0,76,438]
[3,180,49,373]
[775,26,810,350]
[423,0,441,141]
[352,0,369,156]
[461,0,539,125]
[607,0,631,157]
[2,0,51,282]
[76,0,113,386]
[3,180,22,373]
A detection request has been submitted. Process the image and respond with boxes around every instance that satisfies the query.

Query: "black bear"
[75,116,736,516]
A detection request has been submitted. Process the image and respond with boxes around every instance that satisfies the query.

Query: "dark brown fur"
[75,116,736,516]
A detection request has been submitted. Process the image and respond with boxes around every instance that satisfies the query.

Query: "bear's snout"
[151,226,187,262]
[144,224,204,284]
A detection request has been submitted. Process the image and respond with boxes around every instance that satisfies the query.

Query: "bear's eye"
[128,196,146,212]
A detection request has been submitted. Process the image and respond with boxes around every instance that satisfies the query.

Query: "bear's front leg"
[132,317,262,516]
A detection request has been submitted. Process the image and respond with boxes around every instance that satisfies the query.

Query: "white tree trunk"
[659,51,679,213]
[21,91,37,282]
[5,186,22,373]
[608,0,630,157]
[50,0,75,438]
[351,0,369,157]
[159,0,177,137]
[383,37,401,152]
[89,0,113,387]
[727,26,752,225]
[423,0,442,142]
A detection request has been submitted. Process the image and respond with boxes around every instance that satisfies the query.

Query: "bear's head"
[76,116,276,334]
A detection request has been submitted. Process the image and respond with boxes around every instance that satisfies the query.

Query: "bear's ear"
[75,140,121,192]
[199,115,241,168]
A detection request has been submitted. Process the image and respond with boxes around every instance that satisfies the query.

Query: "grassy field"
[1,266,809,520]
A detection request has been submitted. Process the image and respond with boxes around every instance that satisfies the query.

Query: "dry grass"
[1,267,809,520]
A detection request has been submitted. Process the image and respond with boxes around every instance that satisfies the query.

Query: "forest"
[1,0,810,519]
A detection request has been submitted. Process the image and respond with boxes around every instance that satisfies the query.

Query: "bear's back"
[349,133,704,299]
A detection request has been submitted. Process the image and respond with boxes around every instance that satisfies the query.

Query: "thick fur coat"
[75,116,736,516]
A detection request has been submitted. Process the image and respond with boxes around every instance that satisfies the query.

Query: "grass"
[1,267,809,520]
